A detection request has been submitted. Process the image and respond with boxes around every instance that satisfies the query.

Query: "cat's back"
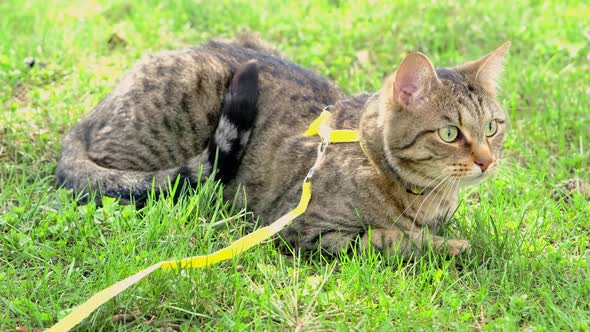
[79,44,237,171]
[78,38,341,171]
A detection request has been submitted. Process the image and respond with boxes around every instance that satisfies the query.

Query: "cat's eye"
[484,120,498,137]
[438,126,459,143]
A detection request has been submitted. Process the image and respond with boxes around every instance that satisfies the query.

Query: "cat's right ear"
[392,52,440,110]
[456,41,511,96]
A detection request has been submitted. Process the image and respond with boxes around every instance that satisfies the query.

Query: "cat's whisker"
[498,157,535,167]
[432,179,456,232]
[445,179,460,213]
[400,168,442,188]
[460,182,479,201]
[498,158,532,166]
[497,163,536,174]
[424,176,457,228]
[418,180,450,231]
[445,178,459,200]
[391,173,448,229]
[496,169,536,181]
[502,152,535,157]
[496,162,538,179]
[407,180,446,234]
[423,176,452,217]
[423,176,456,222]
[410,170,446,191]
[509,107,542,111]
[409,175,452,230]
[497,160,530,170]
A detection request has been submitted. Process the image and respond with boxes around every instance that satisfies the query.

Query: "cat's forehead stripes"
[435,68,464,84]
[436,67,495,126]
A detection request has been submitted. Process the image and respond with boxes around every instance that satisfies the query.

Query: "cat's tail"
[56,128,209,204]
[208,60,259,184]
[55,61,259,204]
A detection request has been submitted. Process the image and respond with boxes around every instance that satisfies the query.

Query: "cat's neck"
[359,93,400,180]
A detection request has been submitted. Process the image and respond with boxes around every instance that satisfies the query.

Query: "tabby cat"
[57,35,510,258]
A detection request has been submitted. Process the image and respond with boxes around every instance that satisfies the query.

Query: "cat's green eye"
[484,120,498,137]
[438,126,459,143]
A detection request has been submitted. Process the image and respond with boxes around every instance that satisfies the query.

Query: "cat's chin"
[458,174,491,187]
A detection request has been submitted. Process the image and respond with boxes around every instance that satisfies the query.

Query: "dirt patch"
[12,83,32,104]
[551,177,589,203]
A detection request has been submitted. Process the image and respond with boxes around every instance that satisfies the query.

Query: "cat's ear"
[457,41,511,96]
[392,52,440,110]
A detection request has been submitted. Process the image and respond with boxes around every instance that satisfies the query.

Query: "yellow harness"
[48,110,358,331]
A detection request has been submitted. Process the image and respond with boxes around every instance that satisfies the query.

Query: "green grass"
[1,0,589,330]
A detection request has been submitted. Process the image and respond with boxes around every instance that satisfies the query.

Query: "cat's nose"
[472,146,493,173]
[474,156,492,172]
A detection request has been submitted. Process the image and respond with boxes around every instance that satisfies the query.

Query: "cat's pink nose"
[472,146,493,173]
[474,156,492,172]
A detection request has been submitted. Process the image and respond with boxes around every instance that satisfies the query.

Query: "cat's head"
[379,42,510,189]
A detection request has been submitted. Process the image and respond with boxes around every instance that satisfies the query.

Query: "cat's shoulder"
[331,93,372,129]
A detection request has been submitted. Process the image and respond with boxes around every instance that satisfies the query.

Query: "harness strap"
[303,110,360,143]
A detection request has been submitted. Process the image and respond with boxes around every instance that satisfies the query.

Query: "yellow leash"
[47,109,360,331]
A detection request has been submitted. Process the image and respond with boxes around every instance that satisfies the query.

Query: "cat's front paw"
[447,239,471,256]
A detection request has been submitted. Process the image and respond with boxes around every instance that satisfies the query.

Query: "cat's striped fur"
[57,36,510,258]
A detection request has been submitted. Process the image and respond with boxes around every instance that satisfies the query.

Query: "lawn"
[1,0,589,330]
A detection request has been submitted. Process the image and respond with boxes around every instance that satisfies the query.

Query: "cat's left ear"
[456,41,511,96]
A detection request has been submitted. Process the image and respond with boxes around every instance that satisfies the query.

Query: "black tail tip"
[230,60,259,97]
